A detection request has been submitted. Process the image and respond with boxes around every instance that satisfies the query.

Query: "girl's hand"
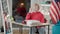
[22,20,26,24]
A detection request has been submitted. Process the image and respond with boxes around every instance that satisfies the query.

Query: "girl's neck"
[35,10,39,12]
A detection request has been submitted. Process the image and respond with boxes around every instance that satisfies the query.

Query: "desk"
[12,21,50,34]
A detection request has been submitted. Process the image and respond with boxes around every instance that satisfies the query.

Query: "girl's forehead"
[35,4,39,6]
[34,4,40,7]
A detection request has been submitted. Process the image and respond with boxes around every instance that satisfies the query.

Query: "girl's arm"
[22,13,31,24]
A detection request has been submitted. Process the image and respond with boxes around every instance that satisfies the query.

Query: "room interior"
[0,0,53,34]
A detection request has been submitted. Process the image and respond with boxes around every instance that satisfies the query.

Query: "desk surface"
[12,21,50,27]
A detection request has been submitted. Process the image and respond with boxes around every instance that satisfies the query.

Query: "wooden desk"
[12,21,50,34]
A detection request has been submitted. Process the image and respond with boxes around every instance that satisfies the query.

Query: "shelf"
[41,4,51,7]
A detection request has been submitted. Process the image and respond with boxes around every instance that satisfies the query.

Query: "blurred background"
[0,0,53,34]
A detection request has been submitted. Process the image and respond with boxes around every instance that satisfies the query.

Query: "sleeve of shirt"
[40,13,45,23]
[25,13,31,20]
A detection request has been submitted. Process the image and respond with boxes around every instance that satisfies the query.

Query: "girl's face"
[34,4,40,11]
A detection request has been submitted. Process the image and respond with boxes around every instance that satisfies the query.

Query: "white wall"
[0,4,3,28]
[31,0,51,8]
[8,0,12,16]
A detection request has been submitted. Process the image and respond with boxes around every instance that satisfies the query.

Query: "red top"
[16,7,27,17]
[25,12,47,28]
[26,12,45,23]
